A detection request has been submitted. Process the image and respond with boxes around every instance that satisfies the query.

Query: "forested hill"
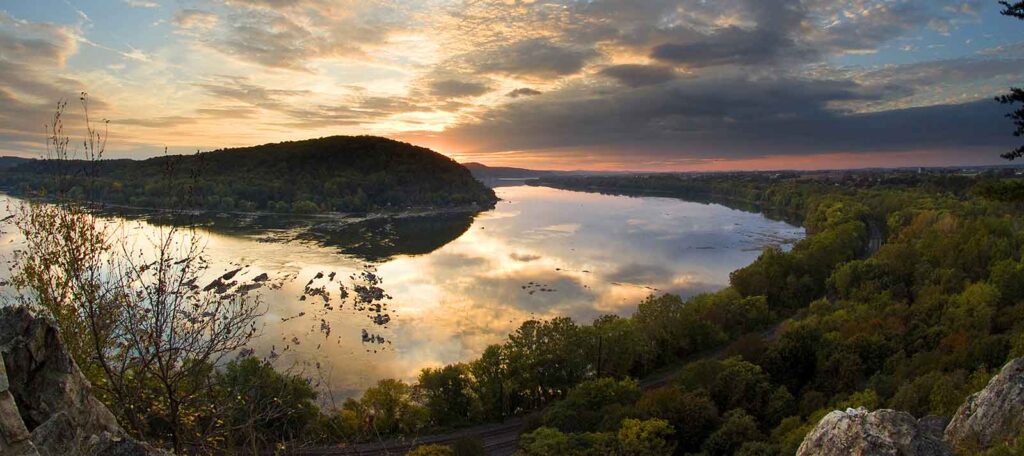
[0,136,497,214]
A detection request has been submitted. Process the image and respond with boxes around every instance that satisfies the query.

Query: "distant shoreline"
[1,192,497,224]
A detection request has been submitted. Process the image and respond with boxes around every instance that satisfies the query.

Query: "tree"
[1001,1,1024,19]
[504,318,588,407]
[352,379,428,436]
[8,96,267,452]
[542,378,641,432]
[701,409,764,456]
[219,358,319,452]
[998,1,1024,159]
[417,364,476,426]
[470,345,512,419]
[996,88,1024,160]
[636,387,720,452]
[616,418,676,456]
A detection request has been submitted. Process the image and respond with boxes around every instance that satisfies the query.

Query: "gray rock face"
[945,357,1024,451]
[796,408,953,456]
[0,306,165,456]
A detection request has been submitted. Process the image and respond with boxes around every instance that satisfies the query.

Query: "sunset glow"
[1,0,1022,170]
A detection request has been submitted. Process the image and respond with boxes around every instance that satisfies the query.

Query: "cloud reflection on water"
[0,186,803,401]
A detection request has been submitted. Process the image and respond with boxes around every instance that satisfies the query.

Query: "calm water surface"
[0,186,803,400]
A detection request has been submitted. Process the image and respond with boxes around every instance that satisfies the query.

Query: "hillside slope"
[0,136,497,214]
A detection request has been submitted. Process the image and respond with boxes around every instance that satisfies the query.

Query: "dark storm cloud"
[427,79,492,98]
[650,27,816,67]
[468,39,598,78]
[598,64,678,87]
[506,88,542,98]
[440,75,1013,159]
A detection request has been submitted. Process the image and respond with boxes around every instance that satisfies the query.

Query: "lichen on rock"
[795,407,952,456]
[945,357,1024,452]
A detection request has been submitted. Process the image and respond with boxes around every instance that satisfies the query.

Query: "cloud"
[0,12,78,67]
[122,0,160,8]
[467,39,598,78]
[168,1,411,72]
[195,77,310,111]
[0,0,1013,166]
[599,64,678,87]
[649,0,817,68]
[506,88,542,98]
[427,79,492,98]
[194,76,435,129]
[433,73,1013,160]
[173,10,219,30]
[0,13,90,155]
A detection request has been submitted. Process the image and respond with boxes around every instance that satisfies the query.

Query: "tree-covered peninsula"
[0,136,497,214]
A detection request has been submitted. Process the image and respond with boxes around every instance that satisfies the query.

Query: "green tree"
[997,1,1024,159]
[702,409,764,456]
[219,357,319,451]
[417,364,476,426]
[616,418,676,456]
[543,378,641,432]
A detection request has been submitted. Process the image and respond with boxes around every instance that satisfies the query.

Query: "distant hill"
[0,136,497,214]
[462,162,557,180]
[0,156,32,170]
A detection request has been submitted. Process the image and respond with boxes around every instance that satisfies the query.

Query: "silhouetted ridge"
[0,136,497,213]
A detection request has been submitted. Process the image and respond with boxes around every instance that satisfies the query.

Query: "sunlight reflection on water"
[0,186,804,401]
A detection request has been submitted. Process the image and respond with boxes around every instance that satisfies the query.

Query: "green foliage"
[542,378,641,432]
[702,409,764,456]
[616,418,675,456]
[0,136,497,213]
[518,419,674,456]
[636,387,719,452]
[417,364,476,427]
[346,379,428,437]
[218,358,319,449]
[490,173,1024,454]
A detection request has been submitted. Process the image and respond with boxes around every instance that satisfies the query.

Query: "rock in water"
[796,408,952,456]
[0,306,165,455]
[945,357,1024,451]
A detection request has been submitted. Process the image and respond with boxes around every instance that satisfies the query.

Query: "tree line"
[0,135,497,214]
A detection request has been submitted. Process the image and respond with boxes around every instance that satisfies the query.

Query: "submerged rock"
[0,306,165,455]
[945,357,1024,451]
[796,408,952,456]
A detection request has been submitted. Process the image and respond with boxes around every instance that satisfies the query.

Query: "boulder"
[0,306,166,455]
[945,357,1024,451]
[796,407,953,456]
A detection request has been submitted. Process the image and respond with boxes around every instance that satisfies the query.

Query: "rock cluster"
[799,356,1024,455]
[945,356,1024,451]
[795,408,952,456]
[0,306,164,455]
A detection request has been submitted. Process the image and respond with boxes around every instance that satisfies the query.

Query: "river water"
[0,185,803,400]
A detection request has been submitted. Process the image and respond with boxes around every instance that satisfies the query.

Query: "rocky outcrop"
[945,357,1024,451]
[795,408,953,456]
[0,306,165,455]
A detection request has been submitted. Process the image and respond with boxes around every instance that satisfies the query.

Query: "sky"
[0,0,1022,171]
